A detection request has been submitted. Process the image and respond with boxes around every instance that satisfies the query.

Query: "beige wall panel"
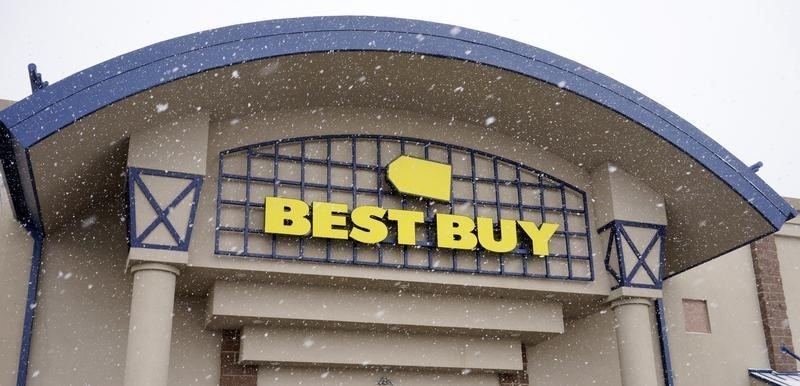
[187,107,612,297]
[0,171,34,385]
[26,211,131,385]
[127,112,210,175]
[662,247,770,385]
[169,296,221,385]
[258,366,499,386]
[527,309,623,385]
[592,162,667,227]
[241,325,522,371]
[776,234,800,360]
[257,366,500,386]
[209,280,563,334]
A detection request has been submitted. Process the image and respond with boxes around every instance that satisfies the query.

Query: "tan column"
[123,263,180,386]
[611,297,659,386]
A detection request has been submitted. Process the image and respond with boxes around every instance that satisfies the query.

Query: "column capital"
[607,287,662,305]
[128,247,188,268]
[129,262,181,276]
[609,296,654,310]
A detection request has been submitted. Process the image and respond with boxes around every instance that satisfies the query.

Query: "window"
[682,299,712,333]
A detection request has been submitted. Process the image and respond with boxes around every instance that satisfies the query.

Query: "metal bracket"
[215,134,594,281]
[28,63,48,93]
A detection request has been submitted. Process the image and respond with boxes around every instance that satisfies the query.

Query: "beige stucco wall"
[527,308,624,385]
[208,280,563,334]
[18,177,215,384]
[662,246,770,385]
[24,209,131,385]
[127,112,210,175]
[169,297,221,385]
[241,325,522,370]
[0,169,34,384]
[22,210,220,386]
[257,366,500,385]
[592,162,667,227]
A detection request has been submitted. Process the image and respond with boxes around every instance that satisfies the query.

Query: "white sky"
[2,0,798,197]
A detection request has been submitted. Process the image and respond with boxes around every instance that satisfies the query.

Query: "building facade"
[0,16,798,386]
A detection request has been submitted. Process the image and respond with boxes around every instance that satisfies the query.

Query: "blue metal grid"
[128,167,204,251]
[599,220,666,289]
[215,134,593,281]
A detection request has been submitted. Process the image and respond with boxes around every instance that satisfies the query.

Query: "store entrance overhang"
[0,16,794,277]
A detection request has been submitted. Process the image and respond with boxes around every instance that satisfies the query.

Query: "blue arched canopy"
[0,15,794,234]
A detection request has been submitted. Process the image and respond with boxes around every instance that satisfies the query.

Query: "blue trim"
[16,224,43,386]
[655,298,675,386]
[0,16,794,233]
[128,167,204,252]
[3,121,46,386]
[0,124,36,230]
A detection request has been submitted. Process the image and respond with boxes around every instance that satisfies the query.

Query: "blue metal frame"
[216,134,594,281]
[598,220,666,289]
[0,16,794,239]
[655,298,675,386]
[16,226,42,386]
[128,167,203,251]
[1,124,45,386]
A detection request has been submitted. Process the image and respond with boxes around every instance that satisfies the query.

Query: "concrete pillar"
[122,112,209,384]
[593,163,668,385]
[611,297,660,386]
[123,263,180,386]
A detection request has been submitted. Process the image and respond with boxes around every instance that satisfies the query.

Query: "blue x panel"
[128,167,204,251]
[598,220,666,289]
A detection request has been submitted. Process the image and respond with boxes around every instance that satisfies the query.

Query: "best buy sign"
[264,156,559,255]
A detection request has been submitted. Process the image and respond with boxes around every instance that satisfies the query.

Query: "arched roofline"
[0,16,794,229]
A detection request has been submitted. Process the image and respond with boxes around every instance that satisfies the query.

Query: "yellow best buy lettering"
[264,196,559,256]
[263,156,560,256]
